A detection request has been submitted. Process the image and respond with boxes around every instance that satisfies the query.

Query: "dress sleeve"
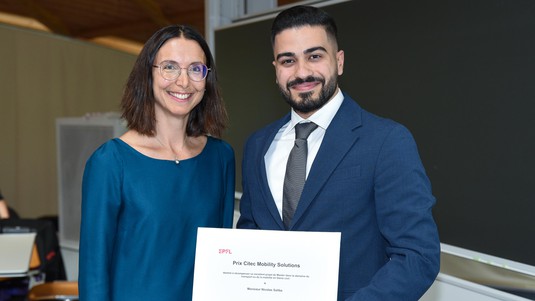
[221,141,236,228]
[79,142,123,301]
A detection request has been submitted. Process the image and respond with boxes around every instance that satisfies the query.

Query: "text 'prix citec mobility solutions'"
[232,260,301,268]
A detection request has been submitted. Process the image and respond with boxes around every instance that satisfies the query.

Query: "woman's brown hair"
[121,24,227,138]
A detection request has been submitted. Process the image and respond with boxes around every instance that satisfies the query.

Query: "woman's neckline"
[115,136,210,163]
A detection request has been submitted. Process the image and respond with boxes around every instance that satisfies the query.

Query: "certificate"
[192,227,341,301]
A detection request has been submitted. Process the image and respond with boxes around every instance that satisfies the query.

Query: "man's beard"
[279,75,337,114]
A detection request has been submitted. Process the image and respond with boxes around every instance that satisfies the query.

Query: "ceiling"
[0,0,302,55]
[0,0,205,54]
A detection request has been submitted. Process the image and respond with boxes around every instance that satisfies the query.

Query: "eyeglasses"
[153,61,210,82]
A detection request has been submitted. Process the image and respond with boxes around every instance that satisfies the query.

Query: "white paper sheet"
[192,227,341,301]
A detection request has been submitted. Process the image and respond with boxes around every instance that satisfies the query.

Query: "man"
[237,5,440,301]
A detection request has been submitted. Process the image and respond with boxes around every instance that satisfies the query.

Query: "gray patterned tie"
[282,122,318,229]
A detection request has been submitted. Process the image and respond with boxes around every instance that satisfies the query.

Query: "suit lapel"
[291,97,363,228]
[253,114,290,229]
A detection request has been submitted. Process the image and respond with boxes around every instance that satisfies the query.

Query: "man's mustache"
[287,76,324,89]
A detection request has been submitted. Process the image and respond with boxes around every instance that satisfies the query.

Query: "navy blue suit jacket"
[237,94,440,301]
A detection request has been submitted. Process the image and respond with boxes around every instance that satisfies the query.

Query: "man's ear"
[337,50,345,76]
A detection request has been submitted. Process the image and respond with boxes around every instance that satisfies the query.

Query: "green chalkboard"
[215,0,535,266]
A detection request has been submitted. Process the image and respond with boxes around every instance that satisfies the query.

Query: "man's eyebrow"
[276,52,295,60]
[275,46,328,61]
[304,46,327,54]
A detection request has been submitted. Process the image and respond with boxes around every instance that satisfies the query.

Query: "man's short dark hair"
[271,5,338,47]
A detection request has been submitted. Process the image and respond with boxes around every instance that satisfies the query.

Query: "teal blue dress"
[79,137,235,301]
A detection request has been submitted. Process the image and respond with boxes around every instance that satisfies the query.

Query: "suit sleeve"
[349,124,440,301]
[236,136,260,229]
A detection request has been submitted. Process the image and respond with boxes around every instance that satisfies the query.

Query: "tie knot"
[295,122,318,140]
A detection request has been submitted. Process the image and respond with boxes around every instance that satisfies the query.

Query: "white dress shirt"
[264,88,345,217]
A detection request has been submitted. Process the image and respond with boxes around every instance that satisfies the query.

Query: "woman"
[79,25,235,301]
